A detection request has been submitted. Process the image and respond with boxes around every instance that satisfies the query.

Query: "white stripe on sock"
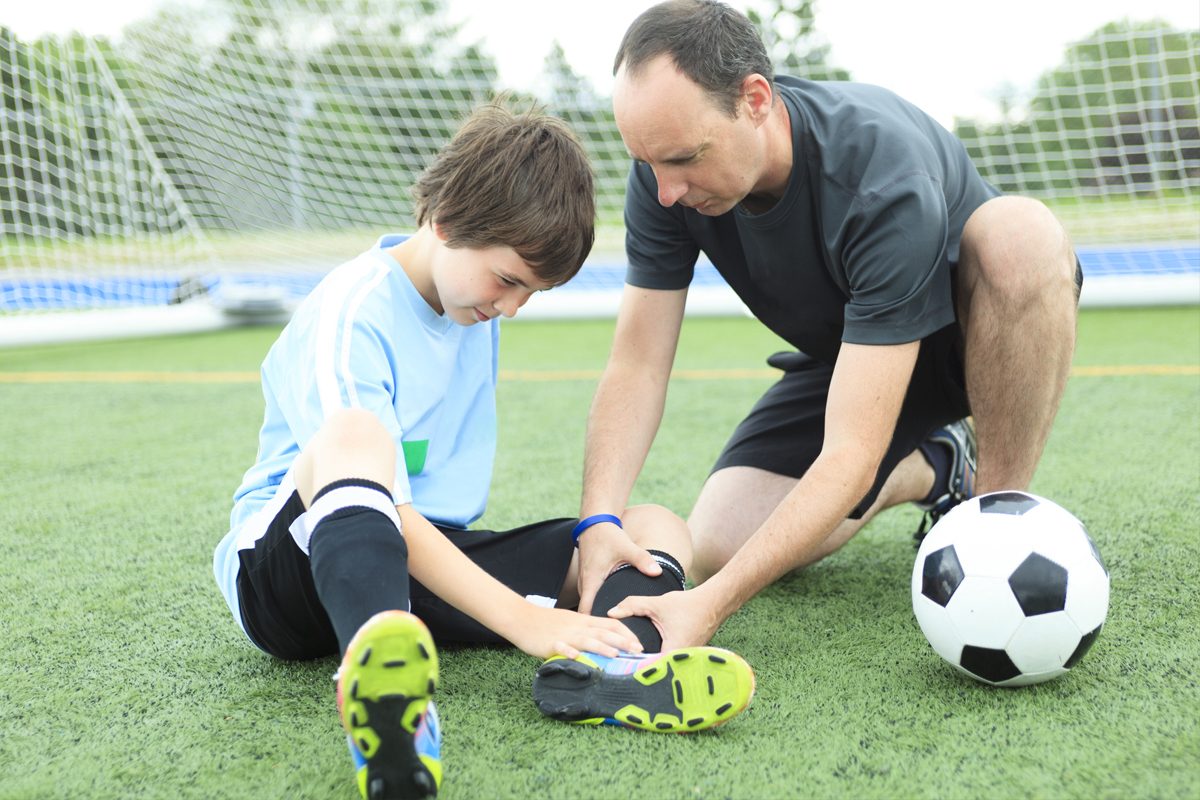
[288,485,402,554]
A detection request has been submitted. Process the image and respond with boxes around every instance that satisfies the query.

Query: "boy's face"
[431,239,554,325]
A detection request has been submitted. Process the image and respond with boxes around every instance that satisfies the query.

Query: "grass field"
[0,308,1198,799]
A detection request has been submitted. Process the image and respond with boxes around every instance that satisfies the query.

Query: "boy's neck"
[387,227,442,315]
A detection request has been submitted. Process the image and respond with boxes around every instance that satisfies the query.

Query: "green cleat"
[533,647,755,733]
[337,611,442,799]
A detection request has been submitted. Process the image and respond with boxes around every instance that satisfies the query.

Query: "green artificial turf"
[0,307,1197,799]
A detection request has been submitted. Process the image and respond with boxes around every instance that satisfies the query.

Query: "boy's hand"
[506,605,644,660]
[575,521,662,615]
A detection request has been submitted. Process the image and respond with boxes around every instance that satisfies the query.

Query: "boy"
[212,102,755,800]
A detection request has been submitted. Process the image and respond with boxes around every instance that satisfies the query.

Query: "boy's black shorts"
[235,492,576,660]
[712,259,1083,519]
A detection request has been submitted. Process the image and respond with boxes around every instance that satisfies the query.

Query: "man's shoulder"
[778,76,955,198]
[776,75,915,114]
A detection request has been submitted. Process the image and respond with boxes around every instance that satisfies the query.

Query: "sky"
[4,0,1197,127]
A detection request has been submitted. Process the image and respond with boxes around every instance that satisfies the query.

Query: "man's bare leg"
[957,196,1078,494]
[689,450,935,583]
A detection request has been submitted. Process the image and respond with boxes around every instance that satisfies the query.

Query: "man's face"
[613,55,766,216]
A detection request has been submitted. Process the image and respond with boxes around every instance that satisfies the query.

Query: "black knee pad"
[590,550,685,652]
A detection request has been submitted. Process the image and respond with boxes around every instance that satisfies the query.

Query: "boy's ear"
[431,221,449,242]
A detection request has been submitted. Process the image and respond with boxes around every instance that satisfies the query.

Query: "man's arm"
[576,284,688,613]
[610,341,921,647]
[397,504,643,659]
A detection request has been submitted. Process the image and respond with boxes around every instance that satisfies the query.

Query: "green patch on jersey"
[402,439,428,475]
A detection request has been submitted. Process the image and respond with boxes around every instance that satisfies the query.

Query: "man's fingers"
[607,594,651,620]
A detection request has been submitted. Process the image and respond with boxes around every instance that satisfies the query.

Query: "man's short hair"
[413,101,595,285]
[613,0,773,117]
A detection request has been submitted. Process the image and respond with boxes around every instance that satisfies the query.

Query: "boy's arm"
[397,503,643,659]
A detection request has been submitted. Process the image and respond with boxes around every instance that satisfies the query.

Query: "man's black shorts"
[712,323,970,518]
[711,258,1083,518]
[235,491,576,660]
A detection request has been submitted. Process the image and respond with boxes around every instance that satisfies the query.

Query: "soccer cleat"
[913,418,978,545]
[533,647,755,733]
[337,611,441,800]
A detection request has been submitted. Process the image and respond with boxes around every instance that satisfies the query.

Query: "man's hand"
[504,605,644,661]
[607,587,723,651]
[576,521,662,615]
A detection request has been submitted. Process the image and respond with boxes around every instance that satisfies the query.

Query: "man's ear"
[741,73,774,126]
[431,220,449,242]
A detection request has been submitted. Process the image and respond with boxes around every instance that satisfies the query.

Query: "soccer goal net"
[1,2,1196,344]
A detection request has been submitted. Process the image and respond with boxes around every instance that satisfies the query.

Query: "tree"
[746,0,850,81]
[105,0,504,232]
[539,41,627,219]
[955,19,1198,196]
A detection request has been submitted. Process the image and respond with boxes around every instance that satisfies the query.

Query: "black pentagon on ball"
[960,645,1022,683]
[1083,529,1108,573]
[922,545,965,607]
[1008,552,1069,615]
[1064,624,1103,669]
[979,491,1040,515]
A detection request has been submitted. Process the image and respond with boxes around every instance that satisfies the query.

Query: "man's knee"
[688,465,798,584]
[960,196,1075,303]
[624,503,693,574]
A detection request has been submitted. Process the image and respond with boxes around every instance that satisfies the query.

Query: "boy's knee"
[295,409,396,505]
[316,409,394,459]
[623,503,693,573]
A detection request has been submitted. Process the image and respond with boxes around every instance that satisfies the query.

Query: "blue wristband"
[572,513,622,545]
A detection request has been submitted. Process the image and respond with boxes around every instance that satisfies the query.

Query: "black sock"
[307,478,410,655]
[589,549,686,653]
[917,439,953,505]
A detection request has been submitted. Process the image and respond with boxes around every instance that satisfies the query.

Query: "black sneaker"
[913,418,977,545]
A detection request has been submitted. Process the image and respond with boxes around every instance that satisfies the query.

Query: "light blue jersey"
[213,234,498,626]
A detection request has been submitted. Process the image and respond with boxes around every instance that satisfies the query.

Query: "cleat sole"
[339,611,441,799]
[532,647,755,734]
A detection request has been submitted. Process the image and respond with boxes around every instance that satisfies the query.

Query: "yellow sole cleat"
[337,611,441,799]
[533,647,755,733]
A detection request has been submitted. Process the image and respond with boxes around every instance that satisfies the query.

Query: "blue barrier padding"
[2,244,1196,311]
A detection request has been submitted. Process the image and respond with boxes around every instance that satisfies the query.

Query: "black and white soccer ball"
[911,491,1109,687]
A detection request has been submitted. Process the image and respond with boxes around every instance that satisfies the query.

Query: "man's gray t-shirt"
[624,76,1000,366]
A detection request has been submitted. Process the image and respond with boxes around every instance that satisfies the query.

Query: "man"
[575,0,1080,649]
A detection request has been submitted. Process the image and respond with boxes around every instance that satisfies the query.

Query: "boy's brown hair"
[413,100,595,285]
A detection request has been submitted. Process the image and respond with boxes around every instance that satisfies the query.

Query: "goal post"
[1,5,1196,346]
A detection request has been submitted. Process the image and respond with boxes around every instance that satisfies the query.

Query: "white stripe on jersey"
[340,266,390,409]
[315,258,390,416]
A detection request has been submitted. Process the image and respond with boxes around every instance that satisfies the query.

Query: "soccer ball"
[911,491,1109,687]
